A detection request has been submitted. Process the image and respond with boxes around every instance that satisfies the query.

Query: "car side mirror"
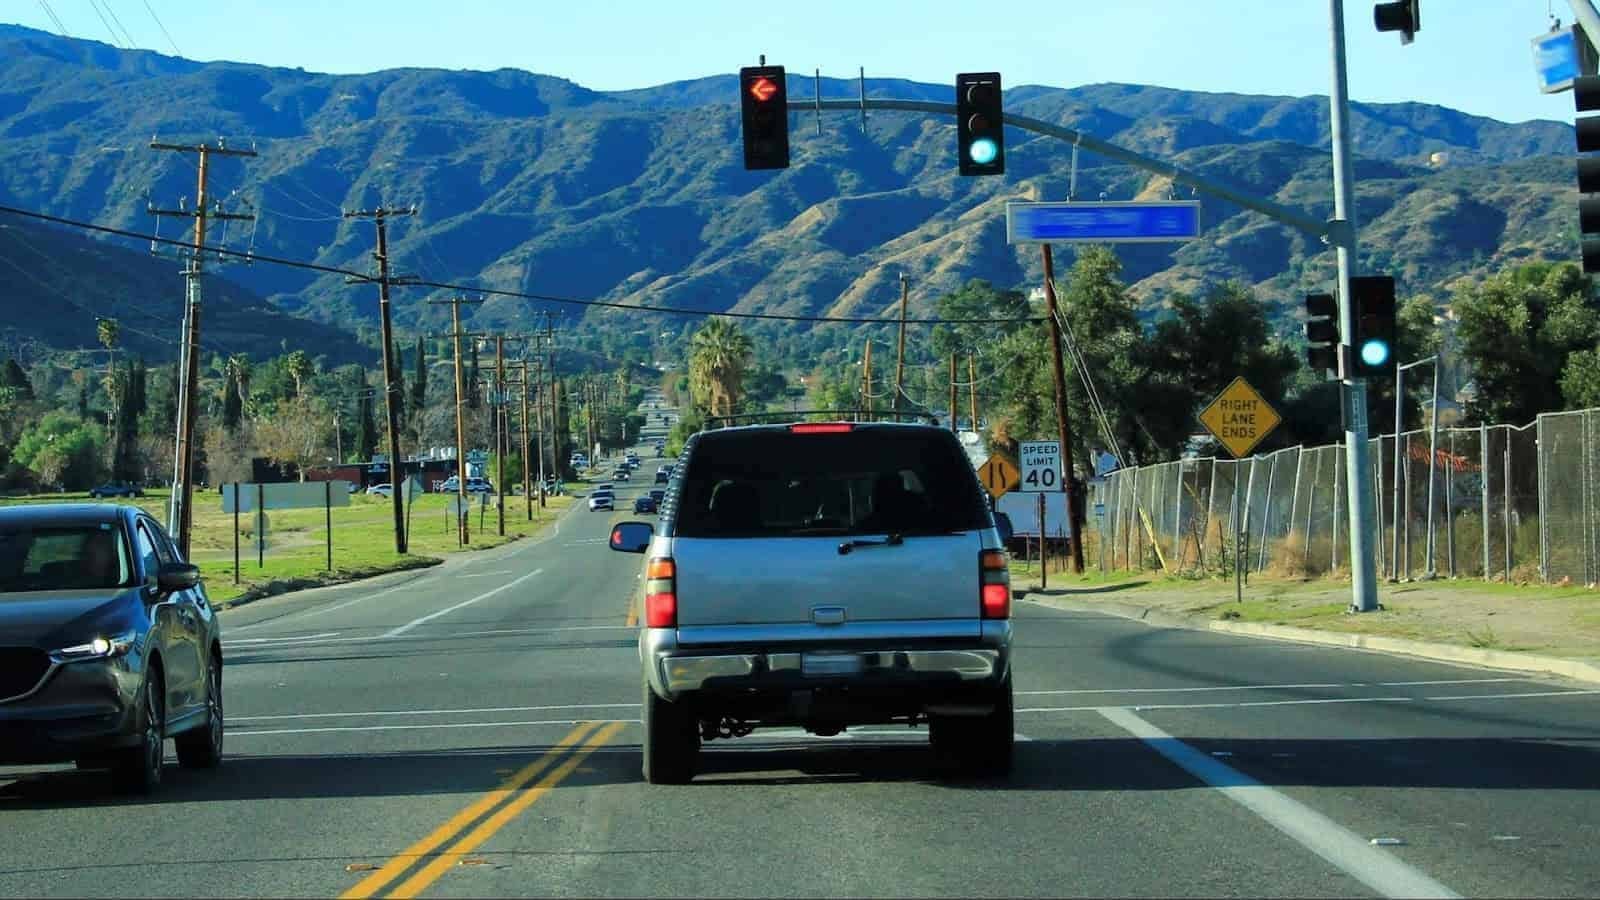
[609,521,654,553]
[156,561,200,592]
[993,512,1014,544]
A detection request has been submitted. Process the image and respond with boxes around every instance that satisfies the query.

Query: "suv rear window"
[672,427,989,539]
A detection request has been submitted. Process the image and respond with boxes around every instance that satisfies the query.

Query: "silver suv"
[610,421,1015,784]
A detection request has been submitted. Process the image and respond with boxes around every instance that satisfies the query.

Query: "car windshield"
[674,428,989,539]
[0,524,133,594]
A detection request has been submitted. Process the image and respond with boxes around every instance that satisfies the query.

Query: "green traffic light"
[968,137,998,165]
[1360,339,1391,368]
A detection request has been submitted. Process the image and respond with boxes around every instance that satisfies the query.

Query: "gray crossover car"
[0,504,225,794]
[611,421,1015,784]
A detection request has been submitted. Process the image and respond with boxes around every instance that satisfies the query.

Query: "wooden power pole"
[862,340,874,422]
[969,353,979,435]
[1042,246,1084,574]
[893,272,909,412]
[949,353,958,432]
[427,297,483,545]
[344,205,417,555]
[147,138,256,558]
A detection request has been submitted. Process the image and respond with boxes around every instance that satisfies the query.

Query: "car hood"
[0,588,141,648]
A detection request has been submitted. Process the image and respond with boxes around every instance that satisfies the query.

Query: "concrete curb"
[1020,592,1600,686]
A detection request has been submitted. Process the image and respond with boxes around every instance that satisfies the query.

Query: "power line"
[85,0,127,48]
[99,0,140,49]
[0,204,1047,327]
[139,0,180,55]
[37,1,70,37]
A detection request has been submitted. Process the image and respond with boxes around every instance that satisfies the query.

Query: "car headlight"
[51,631,138,663]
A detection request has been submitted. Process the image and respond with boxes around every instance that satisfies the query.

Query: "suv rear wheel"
[641,684,698,784]
[929,675,1014,776]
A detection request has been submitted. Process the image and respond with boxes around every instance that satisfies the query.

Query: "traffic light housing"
[1304,292,1340,378]
[956,72,1004,176]
[1373,0,1419,44]
[1575,75,1600,272]
[740,65,789,170]
[1350,275,1396,379]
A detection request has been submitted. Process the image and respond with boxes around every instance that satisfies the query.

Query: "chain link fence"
[1089,407,1600,587]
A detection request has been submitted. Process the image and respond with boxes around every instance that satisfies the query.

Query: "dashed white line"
[233,702,640,722]
[381,568,544,638]
[1099,706,1459,899]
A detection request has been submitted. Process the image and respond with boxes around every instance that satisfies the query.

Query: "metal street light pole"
[1328,0,1381,612]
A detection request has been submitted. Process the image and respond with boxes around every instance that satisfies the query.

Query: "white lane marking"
[228,578,429,632]
[222,622,634,652]
[233,702,641,722]
[224,632,340,646]
[1098,707,1459,900]
[1019,683,1346,696]
[381,568,544,638]
[457,570,515,578]
[1020,687,1600,715]
[1424,688,1600,701]
[1018,678,1534,697]
[231,717,639,737]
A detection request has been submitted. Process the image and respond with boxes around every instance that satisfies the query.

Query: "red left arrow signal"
[748,77,778,102]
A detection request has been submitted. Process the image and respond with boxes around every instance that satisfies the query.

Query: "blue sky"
[9,1,1580,124]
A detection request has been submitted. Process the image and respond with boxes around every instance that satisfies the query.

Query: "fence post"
[1331,445,1342,573]
[1242,457,1257,581]
[1504,428,1513,579]
[1538,414,1549,584]
[1481,424,1491,581]
[1205,459,1219,573]
[1374,437,1387,579]
[1403,433,1413,581]
[1285,447,1304,573]
[1445,429,1456,579]
[1257,450,1281,572]
[1304,449,1320,575]
[1173,461,1186,570]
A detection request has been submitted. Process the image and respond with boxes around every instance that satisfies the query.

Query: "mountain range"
[0,22,1580,359]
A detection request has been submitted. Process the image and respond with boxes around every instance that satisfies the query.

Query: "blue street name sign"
[1006,200,1202,244]
[1532,25,1597,94]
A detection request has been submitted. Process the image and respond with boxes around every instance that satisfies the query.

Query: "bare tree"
[254,396,328,481]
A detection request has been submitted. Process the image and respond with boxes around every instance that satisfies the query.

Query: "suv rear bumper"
[640,621,1011,703]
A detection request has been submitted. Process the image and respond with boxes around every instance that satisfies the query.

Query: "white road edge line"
[1097,707,1459,900]
[1019,688,1600,714]
[224,632,340,646]
[381,568,544,638]
[1017,678,1531,697]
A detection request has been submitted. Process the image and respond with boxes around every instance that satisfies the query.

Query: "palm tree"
[96,317,120,423]
[688,317,753,417]
[225,354,252,411]
[286,350,314,399]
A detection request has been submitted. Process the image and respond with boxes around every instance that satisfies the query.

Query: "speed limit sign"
[1018,440,1062,493]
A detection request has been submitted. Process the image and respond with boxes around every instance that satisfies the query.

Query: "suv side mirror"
[156,561,201,592]
[609,521,654,553]
[993,512,1014,544]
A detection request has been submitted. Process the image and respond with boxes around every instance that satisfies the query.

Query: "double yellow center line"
[341,721,624,899]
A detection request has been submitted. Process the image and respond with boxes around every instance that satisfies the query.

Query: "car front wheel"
[176,659,224,769]
[113,673,165,794]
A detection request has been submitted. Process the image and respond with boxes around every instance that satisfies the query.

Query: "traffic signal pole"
[1328,0,1381,613]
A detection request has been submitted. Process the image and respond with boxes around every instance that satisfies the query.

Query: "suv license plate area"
[802,653,864,677]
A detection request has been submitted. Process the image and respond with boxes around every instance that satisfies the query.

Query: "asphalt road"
[3,437,1599,897]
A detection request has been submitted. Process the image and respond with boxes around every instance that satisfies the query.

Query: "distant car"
[589,492,615,512]
[649,488,666,505]
[366,483,394,497]
[633,495,658,514]
[592,482,614,494]
[440,476,494,494]
[88,482,143,499]
[0,503,224,794]
[614,469,631,481]
[654,467,672,484]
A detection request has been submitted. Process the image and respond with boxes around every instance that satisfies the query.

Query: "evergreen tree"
[468,343,481,409]
[411,336,428,419]
[1,358,33,402]
[356,391,378,461]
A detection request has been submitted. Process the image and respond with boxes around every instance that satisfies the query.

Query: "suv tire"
[176,659,224,769]
[929,675,1014,777]
[113,673,165,795]
[641,684,698,785]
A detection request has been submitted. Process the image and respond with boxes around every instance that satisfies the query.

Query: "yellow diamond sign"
[976,454,1020,499]
[1198,377,1282,459]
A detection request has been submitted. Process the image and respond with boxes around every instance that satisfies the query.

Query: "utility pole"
[893,272,909,411]
[147,138,256,558]
[969,353,979,435]
[426,297,483,545]
[344,205,418,555]
[1042,246,1084,574]
[494,334,507,537]
[1328,0,1380,612]
[544,317,559,477]
[508,360,534,521]
[948,353,958,432]
[862,340,874,421]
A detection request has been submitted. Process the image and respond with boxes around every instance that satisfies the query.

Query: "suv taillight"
[645,557,677,628]
[980,550,1010,619]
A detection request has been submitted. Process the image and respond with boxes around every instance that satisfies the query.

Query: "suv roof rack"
[702,409,941,430]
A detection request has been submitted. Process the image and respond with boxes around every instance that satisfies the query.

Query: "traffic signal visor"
[1373,0,1419,44]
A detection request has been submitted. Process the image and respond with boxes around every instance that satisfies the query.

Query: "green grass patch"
[0,487,572,606]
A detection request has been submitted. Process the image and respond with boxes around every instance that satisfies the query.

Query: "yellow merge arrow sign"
[1198,376,1282,459]
[977,454,1020,499]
